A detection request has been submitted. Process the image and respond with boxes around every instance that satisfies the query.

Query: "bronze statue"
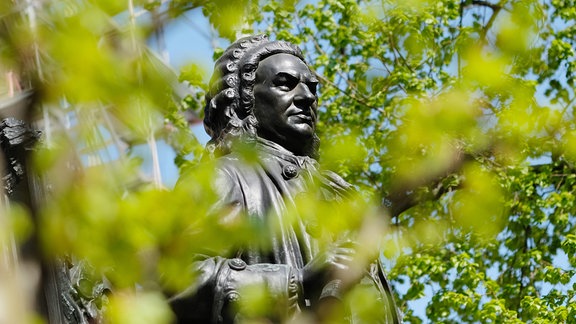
[170,35,401,323]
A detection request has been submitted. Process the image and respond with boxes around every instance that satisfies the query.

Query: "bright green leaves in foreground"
[0,0,255,321]
[39,155,293,293]
[105,291,174,324]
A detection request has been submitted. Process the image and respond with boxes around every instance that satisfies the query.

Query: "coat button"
[282,164,299,179]
[228,258,246,270]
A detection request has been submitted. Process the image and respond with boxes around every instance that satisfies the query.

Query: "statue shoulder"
[212,153,269,199]
[213,153,261,180]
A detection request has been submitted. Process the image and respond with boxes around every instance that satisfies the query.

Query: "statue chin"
[288,120,315,137]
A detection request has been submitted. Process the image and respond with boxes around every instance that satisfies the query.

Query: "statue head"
[204,35,320,158]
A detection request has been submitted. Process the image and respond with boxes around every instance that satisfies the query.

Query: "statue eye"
[273,73,298,91]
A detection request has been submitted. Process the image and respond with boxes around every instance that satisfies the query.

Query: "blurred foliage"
[0,0,254,322]
[0,0,575,323]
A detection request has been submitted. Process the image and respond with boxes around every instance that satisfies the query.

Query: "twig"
[460,0,505,43]
[313,71,388,116]
[302,31,388,115]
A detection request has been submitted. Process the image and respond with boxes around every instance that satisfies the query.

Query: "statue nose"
[294,83,316,106]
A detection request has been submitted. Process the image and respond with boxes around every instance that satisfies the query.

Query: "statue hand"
[300,240,357,290]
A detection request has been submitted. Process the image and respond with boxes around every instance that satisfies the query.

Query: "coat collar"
[255,137,319,170]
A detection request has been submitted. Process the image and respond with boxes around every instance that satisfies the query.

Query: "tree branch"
[386,155,576,218]
[460,0,505,43]
[385,149,473,217]
[465,0,501,11]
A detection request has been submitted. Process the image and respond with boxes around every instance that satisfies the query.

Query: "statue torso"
[212,138,351,269]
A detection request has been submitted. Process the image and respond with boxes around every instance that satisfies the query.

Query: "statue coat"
[170,139,400,323]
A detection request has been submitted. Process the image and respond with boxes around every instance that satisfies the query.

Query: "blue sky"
[138,8,218,187]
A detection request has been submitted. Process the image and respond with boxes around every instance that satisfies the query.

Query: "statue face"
[253,53,318,152]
